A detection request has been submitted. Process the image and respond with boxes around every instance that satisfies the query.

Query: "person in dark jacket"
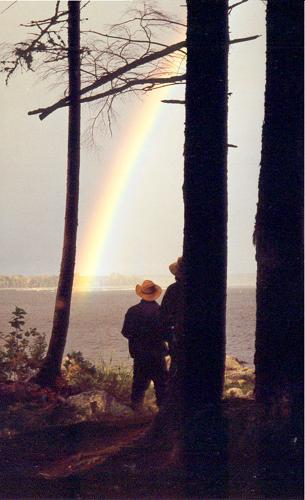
[160,257,184,359]
[121,280,169,410]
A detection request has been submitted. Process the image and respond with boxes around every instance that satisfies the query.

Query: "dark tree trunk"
[180,2,229,487]
[254,0,304,413]
[183,0,228,408]
[149,4,229,493]
[33,1,81,387]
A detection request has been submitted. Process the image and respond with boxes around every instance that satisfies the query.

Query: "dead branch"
[28,32,260,120]
[120,16,186,28]
[82,30,183,52]
[78,74,186,104]
[28,40,186,119]
[0,1,17,15]
[110,5,186,30]
[31,75,185,120]
[161,99,185,104]
[1,0,259,129]
[230,35,261,44]
[1,1,69,83]
[229,0,249,13]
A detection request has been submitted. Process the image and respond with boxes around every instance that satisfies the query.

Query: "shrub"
[97,362,133,404]
[62,352,134,402]
[62,351,98,391]
[0,307,47,382]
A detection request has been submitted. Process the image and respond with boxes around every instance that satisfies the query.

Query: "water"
[0,287,256,367]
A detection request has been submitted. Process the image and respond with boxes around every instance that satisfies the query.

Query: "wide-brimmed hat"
[136,280,162,301]
[169,257,184,278]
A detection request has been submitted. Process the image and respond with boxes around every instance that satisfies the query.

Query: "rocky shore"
[0,356,255,438]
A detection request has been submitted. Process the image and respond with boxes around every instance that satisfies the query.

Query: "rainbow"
[76,56,185,290]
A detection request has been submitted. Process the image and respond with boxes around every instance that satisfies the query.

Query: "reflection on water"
[0,287,256,367]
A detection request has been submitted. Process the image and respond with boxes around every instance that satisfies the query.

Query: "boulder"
[67,390,134,419]
[225,356,246,371]
[226,387,244,398]
[224,357,255,399]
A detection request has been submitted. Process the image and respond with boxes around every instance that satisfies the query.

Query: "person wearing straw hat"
[121,280,169,410]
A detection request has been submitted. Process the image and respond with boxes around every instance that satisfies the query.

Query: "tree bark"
[254,0,304,412]
[175,2,229,488]
[33,1,81,387]
[183,0,229,408]
[149,4,229,491]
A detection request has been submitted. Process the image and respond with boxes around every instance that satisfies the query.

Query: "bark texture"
[34,1,81,387]
[183,0,229,407]
[254,0,304,409]
[176,2,230,487]
[151,2,229,462]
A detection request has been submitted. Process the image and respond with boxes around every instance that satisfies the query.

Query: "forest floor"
[0,397,303,499]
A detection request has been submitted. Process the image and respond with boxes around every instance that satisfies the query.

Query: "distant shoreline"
[0,274,142,290]
[0,273,256,290]
[0,285,256,292]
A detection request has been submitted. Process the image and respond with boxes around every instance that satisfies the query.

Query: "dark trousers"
[131,356,168,407]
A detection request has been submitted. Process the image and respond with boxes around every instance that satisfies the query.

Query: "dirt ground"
[0,399,303,499]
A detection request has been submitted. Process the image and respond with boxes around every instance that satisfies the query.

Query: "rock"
[225,356,245,371]
[66,390,134,419]
[226,387,244,398]
[245,390,254,398]
[224,357,255,398]
[241,368,255,376]
[237,379,246,386]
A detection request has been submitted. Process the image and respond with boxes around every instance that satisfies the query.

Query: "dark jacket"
[122,300,168,359]
[160,280,184,353]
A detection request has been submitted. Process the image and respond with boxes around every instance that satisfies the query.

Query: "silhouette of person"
[121,280,168,410]
[160,257,184,359]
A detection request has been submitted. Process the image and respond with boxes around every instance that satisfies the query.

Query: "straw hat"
[169,257,184,279]
[136,280,162,301]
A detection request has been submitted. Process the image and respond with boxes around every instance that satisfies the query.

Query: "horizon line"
[0,272,256,277]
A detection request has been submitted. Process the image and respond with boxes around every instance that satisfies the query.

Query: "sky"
[0,0,266,279]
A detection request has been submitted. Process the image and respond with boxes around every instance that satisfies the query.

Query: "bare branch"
[161,99,185,104]
[0,1,188,133]
[126,16,186,28]
[111,8,186,30]
[83,30,170,49]
[20,7,68,28]
[0,1,17,15]
[26,29,259,121]
[2,1,69,83]
[1,0,261,138]
[28,40,186,119]
[229,0,249,12]
[230,35,261,44]
[80,74,186,103]
[29,74,186,119]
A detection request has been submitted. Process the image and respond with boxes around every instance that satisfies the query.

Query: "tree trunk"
[149,4,229,491]
[180,1,229,486]
[254,0,303,413]
[183,0,228,408]
[33,1,81,387]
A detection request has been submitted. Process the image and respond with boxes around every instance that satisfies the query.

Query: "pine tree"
[33,1,81,386]
[254,0,303,415]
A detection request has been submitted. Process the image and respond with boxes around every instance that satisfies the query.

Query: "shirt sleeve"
[121,309,136,339]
